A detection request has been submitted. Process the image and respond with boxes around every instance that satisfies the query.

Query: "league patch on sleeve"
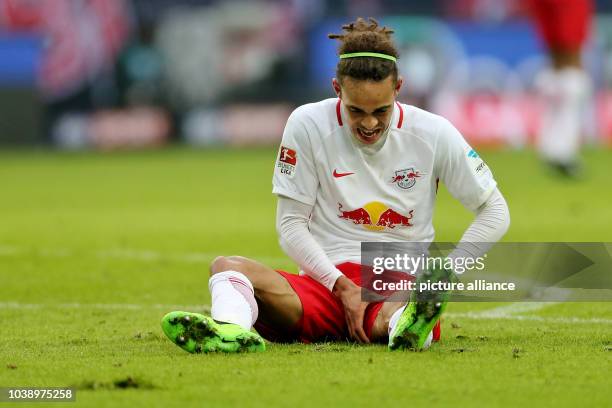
[277,146,297,177]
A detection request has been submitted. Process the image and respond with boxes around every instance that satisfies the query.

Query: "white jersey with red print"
[272,98,496,265]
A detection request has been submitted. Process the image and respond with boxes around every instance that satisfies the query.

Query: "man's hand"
[332,276,370,343]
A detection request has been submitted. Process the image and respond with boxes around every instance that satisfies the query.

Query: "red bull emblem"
[389,168,420,190]
[338,201,414,231]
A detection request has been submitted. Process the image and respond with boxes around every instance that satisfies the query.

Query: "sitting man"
[161,18,510,353]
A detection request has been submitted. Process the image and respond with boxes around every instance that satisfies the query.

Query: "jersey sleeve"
[272,109,319,206]
[435,118,497,211]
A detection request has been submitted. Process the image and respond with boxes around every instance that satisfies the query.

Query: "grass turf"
[0,147,610,407]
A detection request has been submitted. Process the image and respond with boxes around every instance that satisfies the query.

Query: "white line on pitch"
[470,302,558,318]
[0,302,210,312]
[0,245,290,266]
[0,245,21,255]
[1,302,610,325]
[446,312,612,325]
[100,249,291,267]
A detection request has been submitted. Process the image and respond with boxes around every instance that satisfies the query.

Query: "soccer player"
[161,18,510,353]
[527,0,593,176]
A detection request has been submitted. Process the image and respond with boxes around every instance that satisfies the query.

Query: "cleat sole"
[389,266,453,351]
[161,311,265,354]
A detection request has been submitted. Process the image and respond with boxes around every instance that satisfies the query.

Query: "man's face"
[333,75,402,145]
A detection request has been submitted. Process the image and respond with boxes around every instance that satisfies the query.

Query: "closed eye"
[347,105,391,114]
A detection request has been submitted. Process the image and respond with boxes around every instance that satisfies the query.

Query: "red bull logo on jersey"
[389,168,421,190]
[338,201,414,231]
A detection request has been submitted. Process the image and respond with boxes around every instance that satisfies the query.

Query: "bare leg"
[210,256,303,333]
[369,301,405,343]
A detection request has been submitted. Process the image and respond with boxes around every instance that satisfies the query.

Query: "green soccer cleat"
[388,266,453,351]
[161,311,266,354]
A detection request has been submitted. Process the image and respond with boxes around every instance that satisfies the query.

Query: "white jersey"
[272,98,496,265]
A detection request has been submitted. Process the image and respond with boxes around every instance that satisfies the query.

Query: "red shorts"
[254,262,441,344]
[527,0,592,50]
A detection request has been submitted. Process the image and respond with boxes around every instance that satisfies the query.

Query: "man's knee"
[210,255,250,276]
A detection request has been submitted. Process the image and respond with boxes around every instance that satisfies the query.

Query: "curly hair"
[328,17,399,83]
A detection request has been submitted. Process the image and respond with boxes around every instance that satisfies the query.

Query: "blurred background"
[1,5,610,395]
[1,0,611,150]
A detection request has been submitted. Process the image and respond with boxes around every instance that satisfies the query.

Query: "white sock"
[536,67,591,164]
[208,271,258,331]
[422,331,433,349]
[388,305,434,350]
[388,305,406,335]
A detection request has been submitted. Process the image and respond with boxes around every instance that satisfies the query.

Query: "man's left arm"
[435,117,511,259]
[449,187,510,261]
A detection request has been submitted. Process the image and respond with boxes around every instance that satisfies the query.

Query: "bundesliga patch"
[277,146,297,177]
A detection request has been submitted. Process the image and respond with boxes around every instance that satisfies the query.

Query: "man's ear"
[332,78,342,98]
[394,76,403,96]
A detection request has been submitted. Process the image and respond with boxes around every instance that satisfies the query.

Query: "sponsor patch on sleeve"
[466,147,490,177]
[277,146,297,177]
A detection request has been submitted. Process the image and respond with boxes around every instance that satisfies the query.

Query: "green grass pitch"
[0,147,610,407]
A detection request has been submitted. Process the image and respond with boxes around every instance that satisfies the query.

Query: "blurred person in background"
[0,0,132,137]
[527,0,593,177]
[160,18,510,354]
[0,0,171,149]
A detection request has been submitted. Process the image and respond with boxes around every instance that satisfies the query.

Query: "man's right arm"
[276,196,370,343]
[275,196,342,291]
